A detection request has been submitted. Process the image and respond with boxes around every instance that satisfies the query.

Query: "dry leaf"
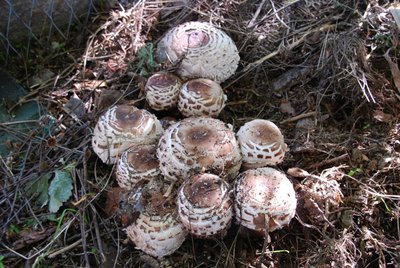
[73,80,108,91]
[373,109,395,123]
[105,187,124,217]
[384,49,400,92]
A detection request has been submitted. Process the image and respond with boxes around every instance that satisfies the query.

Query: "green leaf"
[24,173,50,208]
[0,255,4,268]
[48,170,73,213]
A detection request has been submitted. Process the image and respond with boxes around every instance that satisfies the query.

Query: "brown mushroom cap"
[157,21,240,82]
[157,117,242,182]
[145,72,182,111]
[234,167,297,233]
[178,78,227,117]
[124,181,187,258]
[115,144,160,190]
[237,119,287,169]
[177,173,233,238]
[91,105,163,164]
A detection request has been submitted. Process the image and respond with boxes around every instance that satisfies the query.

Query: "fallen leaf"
[48,170,73,213]
[73,80,107,91]
[12,227,56,250]
[104,187,124,217]
[24,173,51,208]
[384,48,400,92]
[373,109,395,123]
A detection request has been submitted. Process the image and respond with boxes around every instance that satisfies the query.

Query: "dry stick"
[247,0,267,28]
[279,111,317,124]
[305,153,348,170]
[92,207,106,264]
[225,23,336,90]
[47,238,83,259]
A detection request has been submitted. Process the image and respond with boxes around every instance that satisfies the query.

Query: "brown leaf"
[104,187,124,217]
[373,109,395,123]
[12,227,56,250]
[384,49,400,92]
[73,80,108,91]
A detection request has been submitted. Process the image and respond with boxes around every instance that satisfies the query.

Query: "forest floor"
[1,0,400,267]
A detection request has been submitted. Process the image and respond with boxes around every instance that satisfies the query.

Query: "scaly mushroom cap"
[145,72,182,111]
[157,117,242,182]
[234,167,297,233]
[237,119,287,169]
[125,183,187,258]
[115,144,160,190]
[157,21,240,82]
[92,105,163,164]
[177,173,233,238]
[298,173,343,226]
[178,78,227,118]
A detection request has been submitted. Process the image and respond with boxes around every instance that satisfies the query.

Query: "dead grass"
[1,0,400,267]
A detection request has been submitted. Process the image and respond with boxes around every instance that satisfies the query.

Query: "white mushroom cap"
[157,117,242,182]
[157,21,240,82]
[178,78,227,118]
[92,105,163,164]
[125,182,187,258]
[145,72,182,111]
[177,173,233,238]
[234,167,297,233]
[115,144,160,190]
[237,119,287,169]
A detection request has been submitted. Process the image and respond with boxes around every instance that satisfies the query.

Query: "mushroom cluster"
[144,21,239,118]
[91,21,299,259]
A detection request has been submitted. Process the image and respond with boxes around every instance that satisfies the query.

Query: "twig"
[280,111,316,124]
[306,154,349,170]
[247,0,267,28]
[47,238,83,259]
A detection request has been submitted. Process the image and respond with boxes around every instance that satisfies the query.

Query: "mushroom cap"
[157,117,242,182]
[237,119,287,169]
[298,173,343,226]
[115,144,160,190]
[234,167,297,233]
[178,78,227,118]
[177,173,233,238]
[91,105,163,164]
[145,72,182,111]
[157,21,240,82]
[125,182,187,258]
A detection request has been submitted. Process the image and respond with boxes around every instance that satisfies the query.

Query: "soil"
[1,1,400,267]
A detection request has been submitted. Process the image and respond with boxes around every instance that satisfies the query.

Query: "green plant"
[347,167,362,177]
[134,43,160,76]
[0,255,5,268]
[9,224,20,235]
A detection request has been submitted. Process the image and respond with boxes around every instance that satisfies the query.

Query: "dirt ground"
[1,0,400,267]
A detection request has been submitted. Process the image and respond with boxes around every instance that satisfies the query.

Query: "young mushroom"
[92,105,163,164]
[157,117,242,182]
[234,167,297,233]
[237,119,287,169]
[177,173,233,238]
[157,21,240,82]
[145,72,182,111]
[294,167,343,227]
[115,144,160,190]
[124,180,187,258]
[178,78,227,117]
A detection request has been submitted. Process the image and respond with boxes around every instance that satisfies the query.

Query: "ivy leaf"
[24,173,50,208]
[48,170,73,213]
